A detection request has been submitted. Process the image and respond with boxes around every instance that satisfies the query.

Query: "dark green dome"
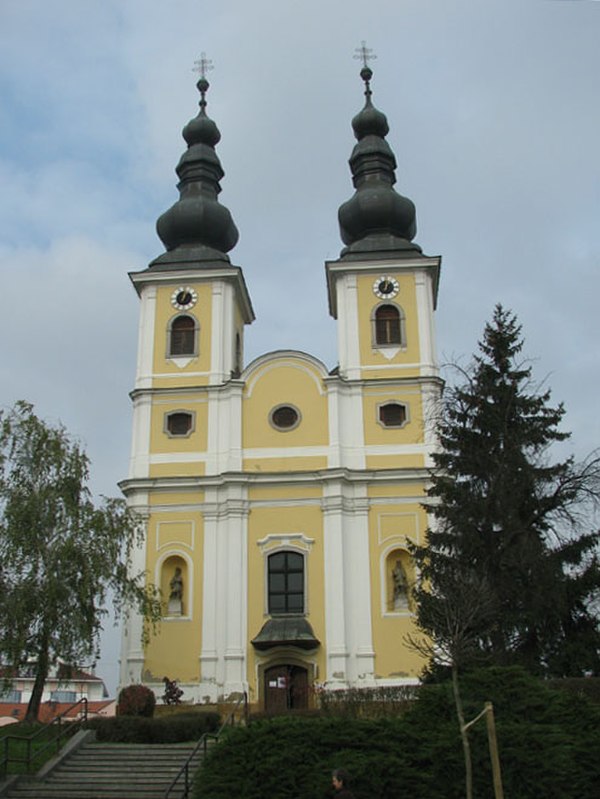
[151,77,238,269]
[338,66,421,260]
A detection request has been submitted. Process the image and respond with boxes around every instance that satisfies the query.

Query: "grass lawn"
[0,723,67,775]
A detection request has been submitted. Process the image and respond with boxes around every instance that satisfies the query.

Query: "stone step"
[3,739,204,799]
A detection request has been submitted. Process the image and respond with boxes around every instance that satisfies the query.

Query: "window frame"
[269,404,302,432]
[267,549,306,616]
[50,690,78,703]
[371,302,406,349]
[164,410,196,438]
[167,313,199,359]
[377,401,409,429]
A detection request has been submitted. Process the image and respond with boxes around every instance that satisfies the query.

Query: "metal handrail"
[0,697,88,779]
[164,692,248,799]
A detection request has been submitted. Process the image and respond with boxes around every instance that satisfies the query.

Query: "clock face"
[171,286,198,311]
[373,275,399,299]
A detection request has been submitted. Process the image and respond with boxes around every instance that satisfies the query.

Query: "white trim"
[151,371,211,379]
[257,533,315,552]
[376,347,401,361]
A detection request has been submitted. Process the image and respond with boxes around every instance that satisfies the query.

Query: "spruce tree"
[412,305,600,677]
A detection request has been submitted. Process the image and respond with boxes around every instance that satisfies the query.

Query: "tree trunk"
[24,635,50,722]
[452,664,473,799]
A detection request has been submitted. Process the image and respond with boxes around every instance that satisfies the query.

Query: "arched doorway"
[264,665,308,714]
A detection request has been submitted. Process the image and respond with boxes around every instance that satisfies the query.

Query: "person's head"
[332,769,350,790]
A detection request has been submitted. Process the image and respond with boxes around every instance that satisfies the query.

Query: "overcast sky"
[1,0,599,694]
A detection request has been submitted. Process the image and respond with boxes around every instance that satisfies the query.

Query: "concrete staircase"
[3,738,206,799]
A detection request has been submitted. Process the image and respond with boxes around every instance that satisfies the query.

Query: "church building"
[119,61,442,712]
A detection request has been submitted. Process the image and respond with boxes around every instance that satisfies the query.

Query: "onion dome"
[149,76,239,269]
[338,66,421,260]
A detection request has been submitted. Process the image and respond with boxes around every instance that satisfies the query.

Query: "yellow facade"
[119,71,442,712]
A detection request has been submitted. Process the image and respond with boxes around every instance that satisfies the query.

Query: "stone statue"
[392,559,409,610]
[168,567,183,615]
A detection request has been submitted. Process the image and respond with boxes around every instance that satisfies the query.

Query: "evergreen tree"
[0,401,161,720]
[412,305,600,677]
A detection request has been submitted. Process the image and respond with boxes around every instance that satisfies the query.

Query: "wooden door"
[264,665,308,713]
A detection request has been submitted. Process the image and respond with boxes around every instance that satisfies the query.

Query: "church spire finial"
[354,40,376,95]
[193,52,214,110]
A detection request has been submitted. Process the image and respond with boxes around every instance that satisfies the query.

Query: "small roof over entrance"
[251,617,320,651]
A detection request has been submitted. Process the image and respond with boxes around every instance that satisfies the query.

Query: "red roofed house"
[0,663,114,725]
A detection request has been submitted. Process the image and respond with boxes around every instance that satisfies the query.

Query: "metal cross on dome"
[193,52,214,79]
[354,41,377,69]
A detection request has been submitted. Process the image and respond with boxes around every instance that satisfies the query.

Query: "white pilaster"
[206,383,244,475]
[327,381,366,470]
[118,507,149,690]
[200,486,249,700]
[415,269,438,377]
[342,487,375,682]
[209,280,236,385]
[322,484,349,684]
[128,393,152,479]
[336,273,361,380]
[134,285,157,390]
[199,491,220,701]
[224,490,249,695]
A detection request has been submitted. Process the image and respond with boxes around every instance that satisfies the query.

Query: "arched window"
[169,315,197,357]
[268,551,304,615]
[375,304,402,346]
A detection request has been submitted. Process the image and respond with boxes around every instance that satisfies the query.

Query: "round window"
[270,404,301,431]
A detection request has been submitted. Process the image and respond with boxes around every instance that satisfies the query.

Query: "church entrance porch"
[264,664,308,713]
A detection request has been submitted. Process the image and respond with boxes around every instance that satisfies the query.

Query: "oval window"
[270,405,300,431]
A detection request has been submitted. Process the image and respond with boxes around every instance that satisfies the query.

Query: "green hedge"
[195,668,600,799]
[85,711,220,743]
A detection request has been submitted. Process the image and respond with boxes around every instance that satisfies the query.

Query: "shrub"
[117,684,156,717]
[194,668,600,799]
[86,711,220,744]
[316,684,417,718]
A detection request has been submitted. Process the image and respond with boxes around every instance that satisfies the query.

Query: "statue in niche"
[168,566,184,616]
[392,559,409,611]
